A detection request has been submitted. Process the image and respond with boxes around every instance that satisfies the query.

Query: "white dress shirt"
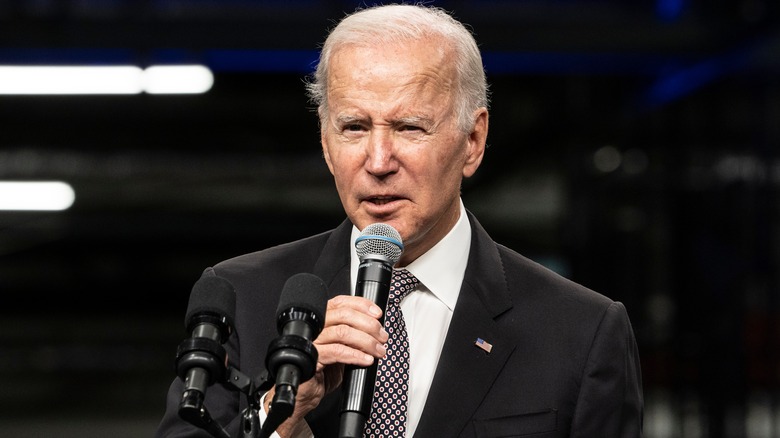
[262,200,472,437]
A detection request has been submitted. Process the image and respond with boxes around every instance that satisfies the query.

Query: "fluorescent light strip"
[142,65,214,94]
[0,65,213,95]
[0,181,76,211]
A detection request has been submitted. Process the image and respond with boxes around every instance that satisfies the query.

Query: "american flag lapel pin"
[474,337,493,354]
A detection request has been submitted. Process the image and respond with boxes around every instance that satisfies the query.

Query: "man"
[157,4,643,437]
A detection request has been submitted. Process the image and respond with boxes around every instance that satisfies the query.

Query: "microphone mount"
[175,345,277,438]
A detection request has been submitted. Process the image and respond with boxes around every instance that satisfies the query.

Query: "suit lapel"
[415,213,516,437]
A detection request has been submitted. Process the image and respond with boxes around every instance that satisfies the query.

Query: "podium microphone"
[339,223,403,437]
[262,273,328,436]
[175,271,236,437]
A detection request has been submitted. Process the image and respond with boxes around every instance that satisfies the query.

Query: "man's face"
[321,38,488,265]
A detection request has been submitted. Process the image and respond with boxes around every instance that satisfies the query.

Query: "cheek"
[328,155,361,198]
[330,165,351,191]
[432,148,467,185]
[323,144,347,176]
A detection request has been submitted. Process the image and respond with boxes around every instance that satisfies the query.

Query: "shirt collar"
[350,200,471,311]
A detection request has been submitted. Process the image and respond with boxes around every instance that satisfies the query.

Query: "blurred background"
[0,0,778,436]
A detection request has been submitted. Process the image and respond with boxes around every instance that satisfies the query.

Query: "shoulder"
[466,211,615,319]
[493,243,623,341]
[493,243,634,365]
[497,243,613,308]
[205,218,353,303]
[217,230,332,274]
[209,228,335,299]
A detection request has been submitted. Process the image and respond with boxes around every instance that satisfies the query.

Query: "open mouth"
[368,196,399,205]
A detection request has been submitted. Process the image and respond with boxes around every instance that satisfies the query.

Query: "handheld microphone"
[175,271,236,433]
[263,273,328,434]
[339,223,403,438]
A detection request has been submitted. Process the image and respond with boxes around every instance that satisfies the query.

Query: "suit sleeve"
[570,301,644,438]
[154,336,243,438]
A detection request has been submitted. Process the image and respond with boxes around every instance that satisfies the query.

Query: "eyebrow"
[395,115,430,126]
[334,115,365,125]
[332,114,434,128]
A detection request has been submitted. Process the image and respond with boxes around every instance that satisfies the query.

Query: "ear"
[462,108,488,178]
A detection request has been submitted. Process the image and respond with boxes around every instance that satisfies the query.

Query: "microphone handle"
[179,321,223,409]
[339,258,392,437]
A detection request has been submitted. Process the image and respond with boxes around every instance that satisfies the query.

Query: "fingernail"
[376,343,387,355]
[369,305,383,317]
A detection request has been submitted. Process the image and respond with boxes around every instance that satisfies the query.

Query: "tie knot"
[390,269,418,303]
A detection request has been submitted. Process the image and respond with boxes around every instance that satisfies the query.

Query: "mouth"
[366,195,401,205]
[361,195,407,214]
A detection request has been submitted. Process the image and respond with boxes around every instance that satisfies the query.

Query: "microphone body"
[339,224,403,438]
[262,273,328,435]
[181,322,224,408]
[175,272,236,432]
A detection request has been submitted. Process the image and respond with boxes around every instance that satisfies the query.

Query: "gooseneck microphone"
[262,273,328,436]
[339,223,404,438]
[175,272,236,437]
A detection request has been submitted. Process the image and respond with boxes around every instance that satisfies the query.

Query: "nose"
[364,129,398,177]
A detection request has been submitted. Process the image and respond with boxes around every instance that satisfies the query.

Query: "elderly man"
[157,4,643,437]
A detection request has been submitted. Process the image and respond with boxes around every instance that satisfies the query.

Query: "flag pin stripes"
[474,337,493,354]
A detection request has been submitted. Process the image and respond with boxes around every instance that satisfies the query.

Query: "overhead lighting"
[0,181,76,211]
[142,65,214,94]
[0,65,213,95]
[0,66,142,95]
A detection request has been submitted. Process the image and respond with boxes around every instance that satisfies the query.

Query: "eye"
[395,118,430,134]
[339,121,368,135]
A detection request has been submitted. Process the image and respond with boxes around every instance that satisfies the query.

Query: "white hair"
[306,4,489,133]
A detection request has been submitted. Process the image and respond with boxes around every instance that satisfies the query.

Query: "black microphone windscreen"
[185,274,236,330]
[276,273,328,327]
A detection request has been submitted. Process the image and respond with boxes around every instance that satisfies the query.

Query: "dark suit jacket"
[157,212,643,437]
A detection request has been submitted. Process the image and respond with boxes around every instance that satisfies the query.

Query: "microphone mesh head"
[355,223,403,264]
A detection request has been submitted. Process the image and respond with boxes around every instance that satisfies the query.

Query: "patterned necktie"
[364,269,419,437]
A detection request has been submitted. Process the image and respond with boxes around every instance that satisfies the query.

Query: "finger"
[315,340,380,367]
[326,295,383,320]
[316,321,387,357]
[324,296,388,342]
